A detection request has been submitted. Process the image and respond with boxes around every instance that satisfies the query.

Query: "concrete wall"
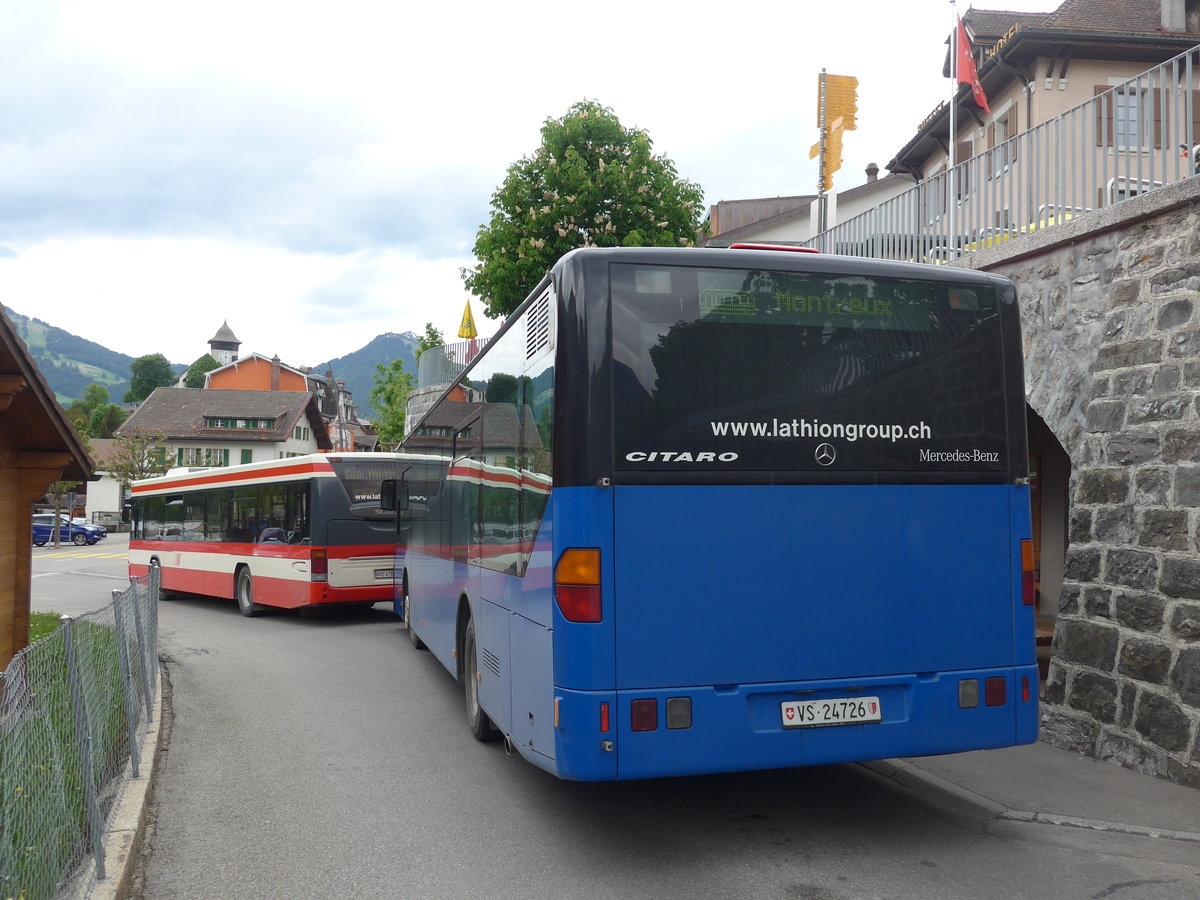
[954,175,1200,788]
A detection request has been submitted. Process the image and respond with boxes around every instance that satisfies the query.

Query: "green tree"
[415,323,445,361]
[124,353,176,403]
[485,373,518,406]
[107,427,171,486]
[183,353,221,388]
[67,382,111,434]
[371,359,415,446]
[88,403,127,439]
[463,99,706,318]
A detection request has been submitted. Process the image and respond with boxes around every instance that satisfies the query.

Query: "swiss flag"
[957,15,990,114]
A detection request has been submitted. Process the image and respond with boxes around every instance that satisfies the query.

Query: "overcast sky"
[0,0,1058,368]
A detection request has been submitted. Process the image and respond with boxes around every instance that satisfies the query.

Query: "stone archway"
[1027,404,1072,681]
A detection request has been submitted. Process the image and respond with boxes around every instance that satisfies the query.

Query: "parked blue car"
[32,513,104,546]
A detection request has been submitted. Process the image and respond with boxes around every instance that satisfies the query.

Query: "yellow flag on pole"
[458,300,478,339]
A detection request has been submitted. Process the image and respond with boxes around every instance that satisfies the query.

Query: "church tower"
[208,321,241,366]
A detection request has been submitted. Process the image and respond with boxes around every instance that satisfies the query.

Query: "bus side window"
[287,482,310,544]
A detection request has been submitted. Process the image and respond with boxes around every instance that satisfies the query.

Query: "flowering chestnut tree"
[463,100,706,318]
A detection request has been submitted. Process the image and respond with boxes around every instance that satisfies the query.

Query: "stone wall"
[958,176,1200,788]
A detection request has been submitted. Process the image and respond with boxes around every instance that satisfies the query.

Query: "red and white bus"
[128,453,426,616]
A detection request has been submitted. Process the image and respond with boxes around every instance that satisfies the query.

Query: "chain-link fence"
[0,566,160,900]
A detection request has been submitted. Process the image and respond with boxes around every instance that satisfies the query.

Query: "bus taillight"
[555,548,601,623]
[311,548,328,583]
[1020,539,1035,606]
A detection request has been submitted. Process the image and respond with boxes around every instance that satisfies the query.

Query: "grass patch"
[2,620,128,899]
[28,613,62,645]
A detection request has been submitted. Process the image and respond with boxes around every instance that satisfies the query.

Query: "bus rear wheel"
[463,618,499,742]
[235,567,262,618]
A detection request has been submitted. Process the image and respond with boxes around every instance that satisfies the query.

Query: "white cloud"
[1,0,1059,369]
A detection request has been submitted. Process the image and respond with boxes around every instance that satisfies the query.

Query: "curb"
[859,757,1200,844]
[78,667,164,900]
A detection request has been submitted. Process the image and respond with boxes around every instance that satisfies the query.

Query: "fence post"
[59,616,107,882]
[128,576,154,723]
[111,593,142,779]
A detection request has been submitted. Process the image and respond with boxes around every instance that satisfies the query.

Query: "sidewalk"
[865,741,1200,842]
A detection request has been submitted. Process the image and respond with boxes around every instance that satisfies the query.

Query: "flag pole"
[948,0,958,259]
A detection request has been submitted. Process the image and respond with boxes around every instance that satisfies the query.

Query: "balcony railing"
[805,45,1200,262]
[415,337,491,390]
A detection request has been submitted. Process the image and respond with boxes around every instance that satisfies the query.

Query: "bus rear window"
[328,458,403,517]
[610,263,1009,476]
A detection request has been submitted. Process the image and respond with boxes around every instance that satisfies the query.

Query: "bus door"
[452,411,513,732]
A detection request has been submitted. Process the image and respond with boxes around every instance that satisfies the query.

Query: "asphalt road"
[31,538,1200,900]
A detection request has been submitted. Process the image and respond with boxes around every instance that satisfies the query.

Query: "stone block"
[1163,757,1200,790]
[1065,546,1102,582]
[1113,591,1165,631]
[1069,508,1093,544]
[1134,691,1191,752]
[1068,671,1118,722]
[1043,666,1066,704]
[1161,556,1200,600]
[1171,647,1200,710]
[1104,549,1159,591]
[1167,328,1200,359]
[1094,506,1135,544]
[1134,468,1171,506]
[1151,366,1181,393]
[1040,707,1099,754]
[1105,432,1159,465]
[1137,509,1188,550]
[1118,638,1172,683]
[1170,603,1200,642]
[1127,395,1189,425]
[1055,618,1120,670]
[1156,298,1194,330]
[1118,682,1137,728]
[1174,466,1200,507]
[1083,586,1112,618]
[1184,361,1200,387]
[1097,338,1163,370]
[1163,429,1200,464]
[1077,469,1130,504]
[1058,583,1081,615]
[1112,369,1147,395]
[1098,731,1166,778]
[1085,400,1125,432]
[1110,279,1141,304]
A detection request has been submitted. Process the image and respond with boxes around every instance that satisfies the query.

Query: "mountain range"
[1,306,419,421]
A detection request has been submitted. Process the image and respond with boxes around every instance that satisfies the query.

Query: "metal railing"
[415,337,492,390]
[806,45,1200,262]
[0,568,160,899]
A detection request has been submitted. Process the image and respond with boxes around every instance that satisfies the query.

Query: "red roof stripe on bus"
[131,459,335,494]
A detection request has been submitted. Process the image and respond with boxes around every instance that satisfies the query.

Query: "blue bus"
[387,246,1037,781]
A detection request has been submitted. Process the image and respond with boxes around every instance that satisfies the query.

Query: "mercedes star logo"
[815,443,836,466]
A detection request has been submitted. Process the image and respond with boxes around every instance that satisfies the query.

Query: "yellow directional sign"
[822,117,845,191]
[821,74,859,131]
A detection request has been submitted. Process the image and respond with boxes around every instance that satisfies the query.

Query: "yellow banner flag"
[458,300,478,339]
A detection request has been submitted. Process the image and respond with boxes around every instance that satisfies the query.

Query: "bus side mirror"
[380,480,410,513]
